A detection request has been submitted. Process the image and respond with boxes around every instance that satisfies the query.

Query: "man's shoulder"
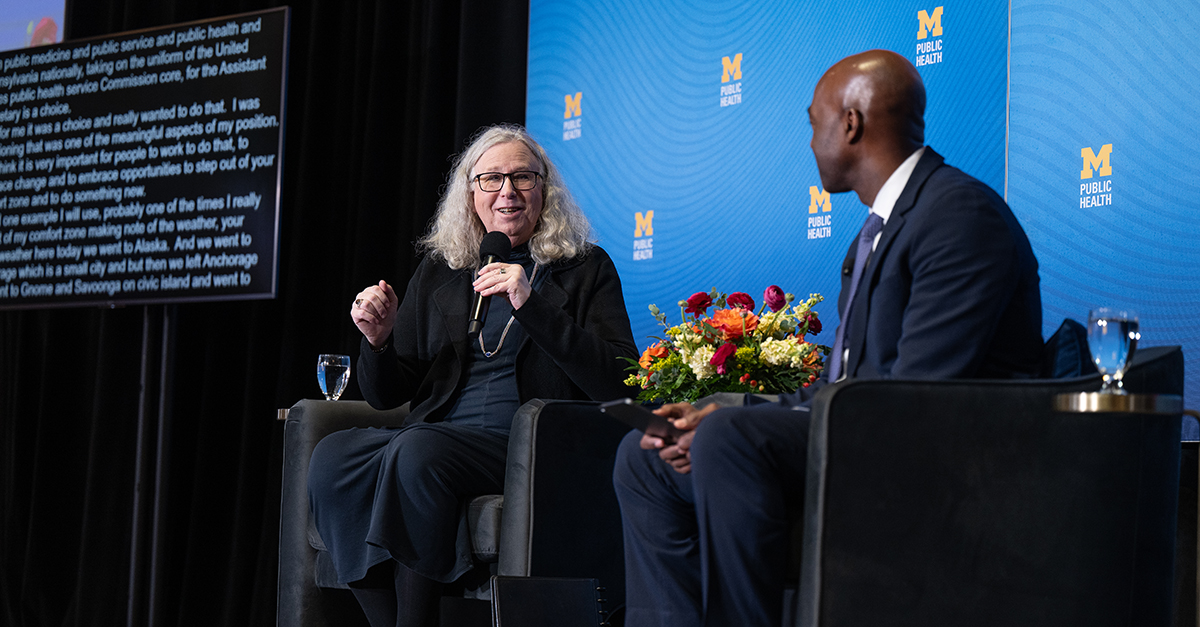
[901,151,1034,254]
[918,157,1003,204]
[904,157,1010,226]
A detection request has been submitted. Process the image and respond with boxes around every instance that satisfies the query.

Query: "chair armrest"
[497,399,633,610]
[277,400,408,627]
[280,399,410,549]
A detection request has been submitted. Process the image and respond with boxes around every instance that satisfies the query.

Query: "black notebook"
[490,576,608,627]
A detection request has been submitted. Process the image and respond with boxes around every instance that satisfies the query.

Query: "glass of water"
[317,354,351,401]
[1087,308,1140,394]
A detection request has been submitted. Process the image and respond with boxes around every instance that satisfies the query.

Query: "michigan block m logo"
[634,211,654,237]
[1080,144,1113,179]
[808,187,831,214]
[563,92,582,119]
[721,54,742,83]
[918,6,943,39]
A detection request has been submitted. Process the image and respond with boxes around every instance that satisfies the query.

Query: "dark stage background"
[0,0,529,624]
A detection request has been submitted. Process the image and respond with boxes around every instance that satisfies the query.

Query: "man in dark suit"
[613,50,1043,627]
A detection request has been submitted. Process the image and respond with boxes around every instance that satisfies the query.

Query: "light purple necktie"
[826,212,884,382]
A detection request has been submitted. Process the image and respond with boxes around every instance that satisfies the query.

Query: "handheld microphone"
[468,231,512,336]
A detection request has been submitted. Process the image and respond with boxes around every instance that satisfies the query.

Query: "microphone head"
[479,231,512,262]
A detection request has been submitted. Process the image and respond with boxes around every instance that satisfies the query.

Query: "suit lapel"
[844,148,945,376]
[837,237,857,318]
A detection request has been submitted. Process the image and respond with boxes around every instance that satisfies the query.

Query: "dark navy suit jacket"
[784,148,1042,405]
[842,147,1042,379]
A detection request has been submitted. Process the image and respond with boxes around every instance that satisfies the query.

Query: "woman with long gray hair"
[307,124,637,627]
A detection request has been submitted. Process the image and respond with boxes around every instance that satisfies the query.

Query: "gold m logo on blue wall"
[634,211,654,237]
[721,54,742,83]
[563,92,582,119]
[808,187,831,214]
[918,6,943,39]
[1080,144,1112,179]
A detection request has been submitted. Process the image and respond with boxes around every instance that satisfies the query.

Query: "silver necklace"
[479,263,539,358]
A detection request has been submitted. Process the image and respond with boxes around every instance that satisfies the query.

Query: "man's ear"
[844,108,864,144]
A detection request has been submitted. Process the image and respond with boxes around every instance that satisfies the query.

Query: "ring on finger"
[354,298,363,307]
[499,268,506,274]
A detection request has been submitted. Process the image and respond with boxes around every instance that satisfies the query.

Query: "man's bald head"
[808,50,926,204]
[819,49,925,146]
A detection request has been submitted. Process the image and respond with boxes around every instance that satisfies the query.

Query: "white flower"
[761,338,805,368]
[684,344,716,379]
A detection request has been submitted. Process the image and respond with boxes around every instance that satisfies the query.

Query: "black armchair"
[795,345,1186,626]
[277,399,631,627]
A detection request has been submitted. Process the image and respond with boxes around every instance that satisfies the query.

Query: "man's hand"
[639,402,720,474]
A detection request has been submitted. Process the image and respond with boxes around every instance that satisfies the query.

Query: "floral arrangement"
[623,285,829,403]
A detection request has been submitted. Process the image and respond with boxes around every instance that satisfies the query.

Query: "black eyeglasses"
[473,171,542,192]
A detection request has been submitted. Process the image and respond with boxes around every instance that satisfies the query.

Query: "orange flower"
[639,343,670,370]
[710,308,759,340]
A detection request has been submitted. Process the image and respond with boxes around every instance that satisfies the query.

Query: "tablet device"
[599,398,686,440]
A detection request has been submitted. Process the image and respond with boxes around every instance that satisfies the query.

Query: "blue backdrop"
[527,0,1199,422]
[1008,0,1200,417]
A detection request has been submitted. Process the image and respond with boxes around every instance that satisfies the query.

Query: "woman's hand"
[473,262,533,309]
[351,280,398,349]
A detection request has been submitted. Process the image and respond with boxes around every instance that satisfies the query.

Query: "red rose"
[685,292,713,317]
[710,342,737,375]
[763,285,786,312]
[727,292,755,311]
[806,312,822,335]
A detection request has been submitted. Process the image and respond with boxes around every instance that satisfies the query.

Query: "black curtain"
[0,0,528,625]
